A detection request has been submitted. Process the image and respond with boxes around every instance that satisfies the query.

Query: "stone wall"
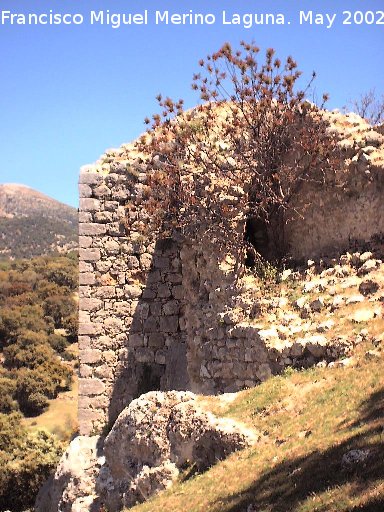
[286,113,384,259]
[78,159,286,435]
[78,164,189,435]
[78,112,384,435]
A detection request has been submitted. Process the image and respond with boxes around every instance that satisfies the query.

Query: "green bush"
[0,255,76,420]
[15,363,72,416]
[48,333,69,353]
[26,392,49,413]
[0,412,63,511]
[0,376,18,414]
[15,369,55,415]
[43,294,76,329]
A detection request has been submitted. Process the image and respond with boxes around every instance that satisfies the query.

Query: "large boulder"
[36,391,255,512]
[100,390,255,510]
[35,436,103,512]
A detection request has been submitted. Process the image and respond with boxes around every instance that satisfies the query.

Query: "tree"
[350,89,384,125]
[0,374,18,414]
[0,412,63,511]
[138,42,339,264]
[43,294,76,328]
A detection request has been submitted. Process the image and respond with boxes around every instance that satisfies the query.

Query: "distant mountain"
[0,184,77,259]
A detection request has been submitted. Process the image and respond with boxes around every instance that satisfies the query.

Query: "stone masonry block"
[79,223,107,236]
[82,349,103,364]
[143,316,158,333]
[124,284,142,298]
[160,315,179,333]
[79,378,105,396]
[78,212,92,223]
[79,364,93,378]
[95,365,114,380]
[79,248,101,262]
[94,211,114,223]
[157,284,171,298]
[107,223,125,237]
[80,395,109,410]
[140,253,152,271]
[79,183,92,198]
[79,236,92,249]
[78,409,104,436]
[80,298,103,312]
[163,300,180,316]
[135,348,155,363]
[105,240,120,253]
[78,335,91,351]
[155,350,167,365]
[79,198,101,212]
[172,285,184,300]
[93,184,112,198]
[78,322,102,336]
[94,286,116,299]
[149,302,162,316]
[79,311,91,324]
[104,317,124,334]
[79,169,104,185]
[128,334,145,347]
[79,272,96,286]
[148,332,165,348]
[79,261,93,272]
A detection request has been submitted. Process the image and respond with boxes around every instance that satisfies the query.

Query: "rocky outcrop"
[35,436,103,512]
[36,391,255,512]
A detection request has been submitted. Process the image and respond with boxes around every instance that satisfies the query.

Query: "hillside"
[0,184,77,259]
[125,249,384,512]
[0,253,79,511]
[130,344,383,512]
[37,248,384,512]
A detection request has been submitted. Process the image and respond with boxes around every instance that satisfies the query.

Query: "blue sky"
[0,0,383,207]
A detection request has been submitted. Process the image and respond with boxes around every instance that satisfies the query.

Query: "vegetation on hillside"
[0,215,77,260]
[0,412,63,511]
[0,184,77,259]
[0,253,78,510]
[350,89,384,126]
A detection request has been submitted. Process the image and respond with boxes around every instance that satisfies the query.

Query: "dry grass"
[23,374,78,441]
[129,342,383,512]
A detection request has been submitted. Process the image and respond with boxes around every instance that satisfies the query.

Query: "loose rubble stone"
[365,350,381,360]
[346,294,365,305]
[35,436,102,512]
[350,307,376,323]
[310,297,324,312]
[357,259,379,276]
[341,449,370,470]
[359,280,379,296]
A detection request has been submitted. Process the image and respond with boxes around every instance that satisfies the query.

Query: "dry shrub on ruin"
[350,89,384,126]
[137,41,340,264]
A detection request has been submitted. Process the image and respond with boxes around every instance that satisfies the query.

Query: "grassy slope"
[23,376,78,441]
[130,341,383,512]
[23,344,79,441]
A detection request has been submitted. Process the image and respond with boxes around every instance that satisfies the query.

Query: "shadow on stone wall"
[107,237,190,428]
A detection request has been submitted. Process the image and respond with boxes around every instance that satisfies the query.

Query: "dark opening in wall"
[137,363,164,396]
[244,217,270,266]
